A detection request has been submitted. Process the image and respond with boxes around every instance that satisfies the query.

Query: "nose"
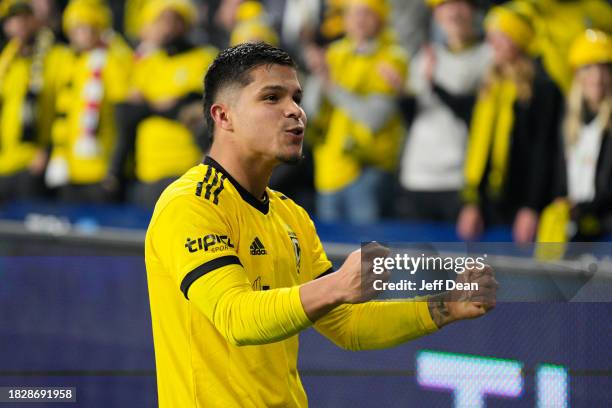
[285,100,305,121]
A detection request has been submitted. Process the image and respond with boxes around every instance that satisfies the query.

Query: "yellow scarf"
[463,78,517,203]
[535,199,570,260]
[0,38,22,88]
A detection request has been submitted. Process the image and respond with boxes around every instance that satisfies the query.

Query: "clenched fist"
[428,265,498,328]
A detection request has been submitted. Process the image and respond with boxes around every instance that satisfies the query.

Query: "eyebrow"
[258,85,303,95]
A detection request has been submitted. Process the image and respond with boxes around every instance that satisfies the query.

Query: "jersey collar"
[204,156,270,215]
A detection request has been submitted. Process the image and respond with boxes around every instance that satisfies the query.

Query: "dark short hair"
[203,42,297,142]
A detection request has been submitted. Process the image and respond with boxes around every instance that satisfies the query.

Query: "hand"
[377,62,405,94]
[28,149,48,175]
[428,265,498,328]
[512,207,538,244]
[457,204,484,241]
[334,242,390,304]
[127,90,145,104]
[151,98,178,112]
[304,44,328,77]
[422,43,437,84]
[101,174,119,194]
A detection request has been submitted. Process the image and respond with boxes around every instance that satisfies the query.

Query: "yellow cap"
[484,5,534,52]
[425,0,450,7]
[425,0,475,8]
[236,1,265,23]
[346,0,390,23]
[1,0,32,19]
[569,29,612,69]
[63,0,111,33]
[141,0,197,28]
[230,20,279,47]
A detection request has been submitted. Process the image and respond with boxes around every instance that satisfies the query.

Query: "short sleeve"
[150,195,241,299]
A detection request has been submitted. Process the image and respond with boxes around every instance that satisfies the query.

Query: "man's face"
[344,4,382,43]
[68,24,99,52]
[224,64,306,165]
[434,0,474,42]
[3,13,37,43]
[150,9,187,46]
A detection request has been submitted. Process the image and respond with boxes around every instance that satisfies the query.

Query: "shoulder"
[532,59,563,100]
[195,45,219,60]
[380,42,409,64]
[152,164,235,224]
[107,40,134,65]
[327,38,352,58]
[44,45,74,72]
[47,43,72,59]
[269,189,314,228]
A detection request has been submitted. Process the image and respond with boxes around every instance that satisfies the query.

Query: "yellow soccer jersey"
[145,157,333,407]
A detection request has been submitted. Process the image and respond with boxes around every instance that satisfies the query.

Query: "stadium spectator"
[29,0,64,41]
[456,5,562,243]
[0,0,66,201]
[229,0,278,47]
[107,0,218,209]
[380,0,490,222]
[145,42,498,407]
[45,0,131,203]
[311,0,407,224]
[506,0,612,95]
[538,29,612,242]
[388,0,430,57]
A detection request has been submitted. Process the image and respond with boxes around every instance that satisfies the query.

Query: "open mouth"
[286,127,304,136]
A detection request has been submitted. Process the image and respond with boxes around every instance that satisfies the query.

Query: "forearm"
[426,292,455,328]
[397,95,417,126]
[299,271,344,321]
[315,299,438,351]
[431,82,475,125]
[328,85,397,132]
[189,264,312,346]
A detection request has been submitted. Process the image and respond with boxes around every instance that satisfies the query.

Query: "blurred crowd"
[0,0,610,243]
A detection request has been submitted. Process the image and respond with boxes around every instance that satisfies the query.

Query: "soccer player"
[145,42,498,407]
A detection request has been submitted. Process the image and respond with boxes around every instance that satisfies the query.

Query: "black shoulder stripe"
[212,175,226,205]
[203,165,213,184]
[205,170,219,200]
[314,267,335,280]
[196,166,213,197]
[180,255,242,299]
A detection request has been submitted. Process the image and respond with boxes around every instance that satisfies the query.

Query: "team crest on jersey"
[288,230,301,274]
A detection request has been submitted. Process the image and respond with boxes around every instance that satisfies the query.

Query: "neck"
[207,143,274,201]
[351,35,377,51]
[585,98,602,114]
[447,33,473,52]
[17,33,36,56]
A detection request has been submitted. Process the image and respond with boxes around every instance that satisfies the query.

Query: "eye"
[293,95,302,105]
[264,94,279,102]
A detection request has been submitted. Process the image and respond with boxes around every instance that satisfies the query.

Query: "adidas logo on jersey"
[250,237,267,255]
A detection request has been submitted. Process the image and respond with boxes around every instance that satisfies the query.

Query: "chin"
[276,152,303,165]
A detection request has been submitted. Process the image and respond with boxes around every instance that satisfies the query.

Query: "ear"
[210,103,234,132]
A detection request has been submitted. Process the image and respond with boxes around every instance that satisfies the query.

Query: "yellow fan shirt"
[130,45,218,183]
